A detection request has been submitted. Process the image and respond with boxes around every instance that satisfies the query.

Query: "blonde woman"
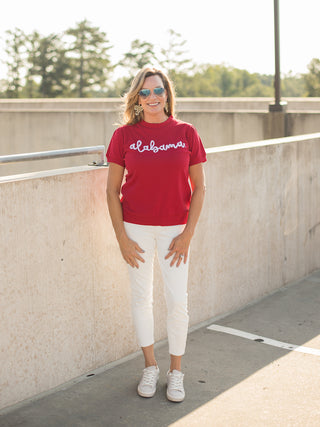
[106,67,206,402]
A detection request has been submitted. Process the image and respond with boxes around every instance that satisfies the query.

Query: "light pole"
[269,0,287,111]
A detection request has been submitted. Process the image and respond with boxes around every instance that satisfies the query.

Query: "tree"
[26,31,71,97]
[4,28,27,97]
[106,76,131,97]
[304,58,320,96]
[65,19,113,97]
[171,64,276,97]
[120,39,156,77]
[0,22,307,99]
[281,72,305,97]
[159,29,194,77]
[0,79,8,98]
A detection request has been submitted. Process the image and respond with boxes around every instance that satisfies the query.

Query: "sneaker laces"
[141,367,158,385]
[169,372,184,390]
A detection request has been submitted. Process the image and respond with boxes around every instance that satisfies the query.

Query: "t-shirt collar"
[139,116,173,128]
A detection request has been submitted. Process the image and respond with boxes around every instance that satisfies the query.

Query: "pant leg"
[156,225,190,356]
[124,222,156,348]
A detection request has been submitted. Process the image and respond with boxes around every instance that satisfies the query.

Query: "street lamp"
[269,0,287,112]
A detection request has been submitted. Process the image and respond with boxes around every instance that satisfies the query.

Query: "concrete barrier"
[286,112,320,136]
[1,132,320,410]
[1,98,320,177]
[1,97,320,111]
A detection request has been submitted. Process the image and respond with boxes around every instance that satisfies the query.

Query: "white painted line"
[207,324,320,356]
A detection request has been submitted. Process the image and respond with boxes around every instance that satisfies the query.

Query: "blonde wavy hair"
[122,67,176,125]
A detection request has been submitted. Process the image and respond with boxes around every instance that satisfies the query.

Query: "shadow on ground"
[1,270,319,427]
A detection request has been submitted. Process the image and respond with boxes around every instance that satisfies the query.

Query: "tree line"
[1,20,319,99]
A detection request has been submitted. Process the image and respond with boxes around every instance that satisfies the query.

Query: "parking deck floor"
[1,270,320,426]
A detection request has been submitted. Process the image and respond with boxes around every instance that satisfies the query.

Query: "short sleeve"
[106,127,125,167]
[188,125,207,166]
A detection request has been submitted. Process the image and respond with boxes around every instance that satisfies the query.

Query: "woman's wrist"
[117,228,128,244]
[182,226,194,240]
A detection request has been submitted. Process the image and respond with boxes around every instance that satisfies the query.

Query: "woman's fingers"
[165,234,189,267]
[119,237,145,268]
[170,251,187,267]
[164,235,190,267]
[134,243,145,263]
[165,237,178,260]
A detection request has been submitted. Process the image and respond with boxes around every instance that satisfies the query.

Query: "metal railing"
[0,145,107,166]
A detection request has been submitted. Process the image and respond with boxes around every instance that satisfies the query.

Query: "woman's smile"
[148,102,160,106]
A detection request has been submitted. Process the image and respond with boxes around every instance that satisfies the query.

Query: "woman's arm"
[165,163,206,267]
[106,163,145,268]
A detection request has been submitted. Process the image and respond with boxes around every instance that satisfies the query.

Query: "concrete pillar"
[264,111,287,139]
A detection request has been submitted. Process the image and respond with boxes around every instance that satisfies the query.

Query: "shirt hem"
[123,216,188,227]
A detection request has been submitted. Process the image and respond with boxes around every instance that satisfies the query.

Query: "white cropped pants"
[124,222,189,356]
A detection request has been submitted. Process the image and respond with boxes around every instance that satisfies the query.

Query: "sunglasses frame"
[139,87,165,99]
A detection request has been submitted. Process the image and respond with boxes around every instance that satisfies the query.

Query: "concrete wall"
[1,98,320,177]
[286,112,320,136]
[1,97,320,111]
[1,133,320,411]
[0,110,120,176]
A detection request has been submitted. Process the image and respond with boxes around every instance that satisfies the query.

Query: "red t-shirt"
[106,116,207,226]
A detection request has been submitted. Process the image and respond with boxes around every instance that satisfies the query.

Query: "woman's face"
[138,75,168,123]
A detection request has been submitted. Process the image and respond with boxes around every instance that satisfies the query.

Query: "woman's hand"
[165,163,206,268]
[164,163,206,268]
[119,233,145,268]
[107,163,145,269]
[165,230,192,267]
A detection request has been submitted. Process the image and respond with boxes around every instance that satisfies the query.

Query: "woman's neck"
[143,112,168,124]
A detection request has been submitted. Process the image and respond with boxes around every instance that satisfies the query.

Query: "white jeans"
[124,222,189,356]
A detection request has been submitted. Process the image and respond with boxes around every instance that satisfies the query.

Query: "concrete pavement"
[1,270,320,427]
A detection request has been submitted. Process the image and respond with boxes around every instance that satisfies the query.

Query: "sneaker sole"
[166,392,185,402]
[137,368,159,398]
[137,388,157,398]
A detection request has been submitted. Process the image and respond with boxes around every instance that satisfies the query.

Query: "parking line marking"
[207,324,320,356]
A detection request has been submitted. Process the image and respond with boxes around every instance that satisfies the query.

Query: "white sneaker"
[166,370,185,402]
[137,365,160,398]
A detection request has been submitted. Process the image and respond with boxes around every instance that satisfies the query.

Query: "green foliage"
[304,58,320,96]
[65,19,113,97]
[169,65,274,97]
[159,29,194,77]
[1,21,113,98]
[282,72,306,97]
[119,39,156,79]
[0,24,316,99]
[4,28,27,97]
[25,31,70,98]
[105,76,131,98]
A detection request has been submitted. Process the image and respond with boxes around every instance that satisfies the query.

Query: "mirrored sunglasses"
[139,87,165,98]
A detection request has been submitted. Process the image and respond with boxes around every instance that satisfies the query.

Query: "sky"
[0,0,319,80]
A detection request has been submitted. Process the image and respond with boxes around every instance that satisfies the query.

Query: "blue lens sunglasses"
[139,87,165,98]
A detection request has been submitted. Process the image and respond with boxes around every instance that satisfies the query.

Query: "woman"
[106,67,206,402]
